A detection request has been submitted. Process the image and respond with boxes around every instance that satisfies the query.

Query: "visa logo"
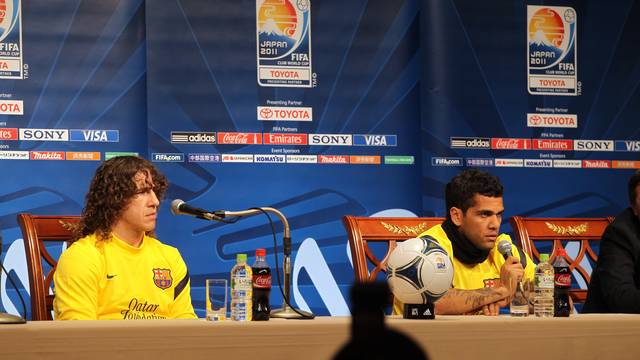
[353,135,397,146]
[69,130,119,142]
[616,140,640,152]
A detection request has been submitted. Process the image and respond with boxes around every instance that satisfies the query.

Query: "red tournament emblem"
[483,278,499,288]
[152,268,172,289]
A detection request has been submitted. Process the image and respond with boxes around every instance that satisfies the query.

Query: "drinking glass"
[206,279,228,321]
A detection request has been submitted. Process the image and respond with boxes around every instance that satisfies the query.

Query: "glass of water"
[206,279,228,321]
[510,278,532,317]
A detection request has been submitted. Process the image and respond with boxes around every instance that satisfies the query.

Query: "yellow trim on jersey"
[53,233,196,320]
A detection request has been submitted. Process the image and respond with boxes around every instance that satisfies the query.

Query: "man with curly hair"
[396,169,535,315]
[53,156,196,320]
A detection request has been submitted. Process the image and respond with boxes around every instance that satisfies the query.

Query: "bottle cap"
[539,253,549,262]
[555,248,567,257]
[237,253,247,263]
[256,248,266,257]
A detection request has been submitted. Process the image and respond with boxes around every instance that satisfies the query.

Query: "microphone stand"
[214,207,314,319]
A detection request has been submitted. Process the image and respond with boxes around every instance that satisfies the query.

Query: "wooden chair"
[509,216,614,304]
[17,213,80,320]
[342,216,445,282]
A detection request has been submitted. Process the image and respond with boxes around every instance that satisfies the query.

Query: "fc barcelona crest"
[152,268,172,289]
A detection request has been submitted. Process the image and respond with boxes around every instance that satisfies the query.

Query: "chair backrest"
[17,213,80,320]
[342,216,445,282]
[509,216,614,304]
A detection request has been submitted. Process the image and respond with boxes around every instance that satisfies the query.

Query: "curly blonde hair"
[74,156,168,242]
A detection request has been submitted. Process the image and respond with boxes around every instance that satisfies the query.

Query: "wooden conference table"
[1,314,640,360]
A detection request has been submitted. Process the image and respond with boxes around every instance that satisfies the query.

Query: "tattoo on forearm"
[443,287,505,311]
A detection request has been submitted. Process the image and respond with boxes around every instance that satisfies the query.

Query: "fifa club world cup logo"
[0,0,23,79]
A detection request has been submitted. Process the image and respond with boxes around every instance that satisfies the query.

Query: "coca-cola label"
[253,275,272,289]
[554,273,571,287]
[217,132,262,144]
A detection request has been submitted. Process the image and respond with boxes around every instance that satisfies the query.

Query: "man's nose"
[149,190,160,206]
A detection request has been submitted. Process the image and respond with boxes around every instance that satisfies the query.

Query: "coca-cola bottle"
[252,248,272,321]
[552,248,571,317]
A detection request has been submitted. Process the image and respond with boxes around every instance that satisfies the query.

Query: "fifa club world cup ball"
[387,235,454,304]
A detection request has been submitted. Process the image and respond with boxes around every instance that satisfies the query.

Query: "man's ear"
[450,207,463,227]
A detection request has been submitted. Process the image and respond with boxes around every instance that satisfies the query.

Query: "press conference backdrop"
[0,0,638,318]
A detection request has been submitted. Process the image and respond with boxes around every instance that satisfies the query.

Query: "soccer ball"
[387,236,454,304]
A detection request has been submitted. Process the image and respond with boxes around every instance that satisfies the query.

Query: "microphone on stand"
[170,199,314,319]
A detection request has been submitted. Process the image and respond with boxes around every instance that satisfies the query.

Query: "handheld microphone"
[170,199,217,220]
[497,240,513,259]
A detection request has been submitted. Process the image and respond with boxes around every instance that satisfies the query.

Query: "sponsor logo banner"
[384,156,414,165]
[217,132,262,144]
[353,134,397,147]
[257,106,312,121]
[19,128,69,141]
[0,127,18,140]
[495,158,524,167]
[613,161,640,169]
[527,5,577,95]
[104,152,138,160]
[524,159,553,168]
[69,129,119,142]
[450,137,490,149]
[491,138,531,150]
[553,159,582,168]
[466,158,494,167]
[222,154,254,163]
[254,154,286,163]
[0,150,28,159]
[0,0,23,79]
[615,140,640,152]
[318,155,349,164]
[309,134,352,146]
[349,155,381,164]
[263,133,308,145]
[574,140,614,152]
[30,151,65,160]
[171,131,216,144]
[66,152,101,161]
[286,154,317,163]
[532,139,573,151]
[152,153,184,162]
[583,160,611,168]
[0,100,22,115]
[527,113,577,128]
[257,0,312,87]
[188,153,221,162]
[431,157,463,166]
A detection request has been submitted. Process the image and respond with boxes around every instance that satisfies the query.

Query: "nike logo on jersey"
[106,274,117,279]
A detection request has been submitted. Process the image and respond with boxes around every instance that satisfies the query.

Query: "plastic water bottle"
[534,253,554,317]
[230,253,252,321]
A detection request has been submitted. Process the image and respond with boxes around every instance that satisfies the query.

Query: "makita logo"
[69,130,119,142]
[263,133,307,145]
[532,139,573,151]
[286,155,317,163]
[152,153,184,162]
[257,106,312,122]
[615,141,640,152]
[319,155,349,164]
[309,134,352,146]
[465,158,494,167]
[574,140,613,152]
[171,132,216,144]
[254,154,286,163]
[0,128,18,140]
[0,150,29,160]
[30,151,65,160]
[524,159,553,168]
[19,129,69,141]
[450,137,490,149]
[527,113,578,128]
[0,100,23,115]
[491,138,531,150]
[583,160,611,168]
[217,132,262,144]
[495,158,524,167]
[353,135,397,147]
[431,157,462,166]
